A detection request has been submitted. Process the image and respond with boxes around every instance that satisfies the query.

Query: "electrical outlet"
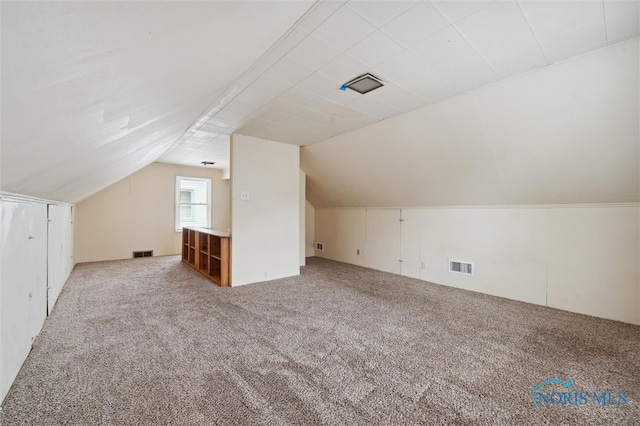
[240,191,250,201]
[420,261,426,270]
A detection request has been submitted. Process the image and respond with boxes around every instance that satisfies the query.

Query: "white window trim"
[175,176,211,231]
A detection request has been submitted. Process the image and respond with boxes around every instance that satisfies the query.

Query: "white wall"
[315,204,640,325]
[76,162,230,263]
[231,134,300,286]
[366,209,401,274]
[546,207,640,324]
[305,200,315,258]
[315,208,366,267]
[299,170,306,266]
[0,193,75,405]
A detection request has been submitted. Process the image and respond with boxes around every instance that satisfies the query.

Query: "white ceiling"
[1,1,638,204]
[1,1,313,202]
[159,0,639,168]
[301,39,639,208]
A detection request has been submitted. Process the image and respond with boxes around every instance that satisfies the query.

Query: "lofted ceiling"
[160,0,639,167]
[1,1,639,205]
[302,39,639,208]
[1,1,313,202]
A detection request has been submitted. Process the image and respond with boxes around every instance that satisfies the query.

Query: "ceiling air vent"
[340,73,385,94]
[449,259,473,275]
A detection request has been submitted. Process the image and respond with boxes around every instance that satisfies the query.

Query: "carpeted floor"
[1,256,638,425]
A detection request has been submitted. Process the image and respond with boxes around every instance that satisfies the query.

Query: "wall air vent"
[449,259,473,275]
[133,250,153,258]
[340,73,385,94]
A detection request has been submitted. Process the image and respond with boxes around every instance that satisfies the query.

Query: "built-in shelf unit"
[182,227,230,286]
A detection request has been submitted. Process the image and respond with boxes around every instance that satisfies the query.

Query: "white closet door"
[47,204,72,314]
[365,209,401,274]
[1,200,47,403]
[400,209,423,280]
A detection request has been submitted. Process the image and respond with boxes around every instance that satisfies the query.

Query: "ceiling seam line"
[169,1,348,151]
[601,0,609,44]
[515,0,550,64]
[203,2,349,125]
[450,23,500,77]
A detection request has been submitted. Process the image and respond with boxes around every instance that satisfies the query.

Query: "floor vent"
[449,259,473,275]
[133,250,153,258]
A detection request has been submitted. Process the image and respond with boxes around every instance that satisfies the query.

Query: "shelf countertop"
[184,227,231,238]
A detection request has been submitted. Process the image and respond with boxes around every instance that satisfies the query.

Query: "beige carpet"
[1,256,638,425]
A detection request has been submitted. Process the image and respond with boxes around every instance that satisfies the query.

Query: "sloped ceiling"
[160,0,639,167]
[301,39,639,208]
[1,1,312,203]
[2,1,638,206]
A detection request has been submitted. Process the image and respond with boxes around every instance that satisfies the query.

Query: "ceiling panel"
[346,31,405,67]
[375,50,427,84]
[457,4,545,77]
[346,1,419,28]
[455,1,536,56]
[246,107,283,122]
[211,108,247,125]
[539,19,607,63]
[286,35,342,70]
[348,96,402,119]
[237,119,270,135]
[411,26,472,65]
[304,97,357,119]
[366,83,425,112]
[318,54,370,85]
[604,1,640,43]
[321,86,363,106]
[430,0,495,24]
[225,91,274,115]
[266,98,304,115]
[428,42,499,89]
[296,72,342,96]
[246,76,294,98]
[201,117,236,132]
[518,0,607,63]
[374,49,460,102]
[518,0,604,40]
[381,2,450,47]
[278,86,319,106]
[312,6,377,51]
[278,102,330,123]
[488,42,548,77]
[262,57,314,85]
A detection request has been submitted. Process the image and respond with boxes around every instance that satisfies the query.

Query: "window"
[175,177,211,231]
[180,190,193,220]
